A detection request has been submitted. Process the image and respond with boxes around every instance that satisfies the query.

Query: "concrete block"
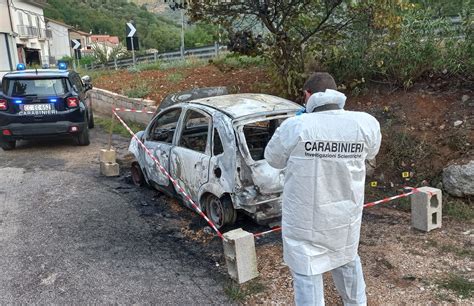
[99,149,116,163]
[100,162,120,177]
[411,187,442,232]
[223,228,259,284]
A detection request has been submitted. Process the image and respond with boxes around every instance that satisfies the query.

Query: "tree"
[188,0,351,97]
[91,43,126,65]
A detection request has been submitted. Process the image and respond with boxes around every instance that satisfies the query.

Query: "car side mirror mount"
[81,75,93,90]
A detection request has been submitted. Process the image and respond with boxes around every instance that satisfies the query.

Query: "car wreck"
[129,93,301,228]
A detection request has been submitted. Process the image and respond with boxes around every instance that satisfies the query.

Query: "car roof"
[3,69,71,79]
[190,93,301,119]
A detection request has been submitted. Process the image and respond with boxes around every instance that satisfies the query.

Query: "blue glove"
[296,108,306,116]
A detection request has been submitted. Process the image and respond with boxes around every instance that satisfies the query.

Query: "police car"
[0,63,94,150]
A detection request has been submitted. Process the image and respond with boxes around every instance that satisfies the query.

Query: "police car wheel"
[204,195,236,229]
[131,162,144,187]
[0,141,16,151]
[88,109,95,129]
[76,125,90,146]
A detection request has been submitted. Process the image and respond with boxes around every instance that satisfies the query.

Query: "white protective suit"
[265,89,381,275]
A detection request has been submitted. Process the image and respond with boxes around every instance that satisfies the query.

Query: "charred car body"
[129,93,301,228]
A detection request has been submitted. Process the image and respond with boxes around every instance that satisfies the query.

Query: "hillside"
[44,0,215,51]
[130,0,181,21]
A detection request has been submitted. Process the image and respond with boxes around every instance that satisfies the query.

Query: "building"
[0,0,20,75]
[90,35,119,46]
[69,29,91,56]
[45,18,72,63]
[8,0,52,67]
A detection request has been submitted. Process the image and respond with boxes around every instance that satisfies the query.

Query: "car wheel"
[76,124,90,146]
[131,162,145,187]
[88,108,95,129]
[204,195,237,229]
[0,141,16,151]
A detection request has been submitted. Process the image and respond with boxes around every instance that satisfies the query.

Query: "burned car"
[128,94,301,228]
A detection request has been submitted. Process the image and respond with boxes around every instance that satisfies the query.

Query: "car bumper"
[0,121,86,141]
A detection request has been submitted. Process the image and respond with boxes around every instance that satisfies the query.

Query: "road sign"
[126,22,136,37]
[126,37,139,51]
[71,39,81,50]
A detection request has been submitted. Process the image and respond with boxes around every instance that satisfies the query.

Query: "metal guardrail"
[85,43,226,70]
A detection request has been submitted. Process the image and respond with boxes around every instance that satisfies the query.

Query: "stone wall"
[89,88,157,125]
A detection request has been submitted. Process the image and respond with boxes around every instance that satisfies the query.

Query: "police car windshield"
[4,78,68,97]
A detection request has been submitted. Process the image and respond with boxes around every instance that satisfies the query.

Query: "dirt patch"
[94,65,273,104]
[243,207,473,305]
[348,87,473,185]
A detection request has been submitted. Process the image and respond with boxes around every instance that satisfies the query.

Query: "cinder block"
[99,149,116,163]
[411,187,442,232]
[100,162,120,177]
[223,228,259,284]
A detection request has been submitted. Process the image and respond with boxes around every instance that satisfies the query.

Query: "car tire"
[0,141,16,151]
[204,195,237,229]
[131,162,145,187]
[76,124,90,146]
[88,108,95,129]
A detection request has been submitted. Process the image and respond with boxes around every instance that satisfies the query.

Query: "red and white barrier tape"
[254,187,424,238]
[112,110,225,240]
[115,107,155,114]
[112,109,429,241]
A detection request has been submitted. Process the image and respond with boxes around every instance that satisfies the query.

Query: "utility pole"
[180,8,185,59]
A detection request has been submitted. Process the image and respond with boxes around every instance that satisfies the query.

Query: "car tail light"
[0,99,7,111]
[2,129,12,136]
[69,126,79,133]
[67,97,79,108]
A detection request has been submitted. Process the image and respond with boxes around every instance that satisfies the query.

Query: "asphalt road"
[0,128,230,304]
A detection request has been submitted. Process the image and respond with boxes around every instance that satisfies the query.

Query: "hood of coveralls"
[305,89,346,113]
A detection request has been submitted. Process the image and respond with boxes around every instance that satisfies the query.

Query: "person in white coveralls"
[265,73,382,306]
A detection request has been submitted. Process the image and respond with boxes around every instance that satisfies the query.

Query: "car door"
[170,107,211,203]
[143,107,183,187]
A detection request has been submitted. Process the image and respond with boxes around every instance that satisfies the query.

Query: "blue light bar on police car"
[58,62,68,70]
[16,63,26,71]
[50,98,57,103]
[14,100,22,104]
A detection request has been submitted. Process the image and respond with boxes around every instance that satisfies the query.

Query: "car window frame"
[69,72,83,93]
[146,106,183,144]
[176,107,212,156]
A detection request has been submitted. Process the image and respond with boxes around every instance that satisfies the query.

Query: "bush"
[212,54,267,71]
[320,6,472,89]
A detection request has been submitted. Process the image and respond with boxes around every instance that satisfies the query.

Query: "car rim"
[208,197,224,228]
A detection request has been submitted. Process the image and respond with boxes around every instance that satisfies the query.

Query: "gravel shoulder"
[0,128,231,304]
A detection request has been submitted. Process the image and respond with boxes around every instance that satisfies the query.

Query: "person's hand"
[296,108,306,116]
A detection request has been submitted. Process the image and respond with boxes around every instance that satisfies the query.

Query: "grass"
[95,116,146,138]
[123,82,151,99]
[437,274,473,298]
[443,198,474,222]
[212,54,268,72]
[223,279,266,302]
[136,61,162,71]
[426,239,473,260]
[166,72,184,83]
[159,57,208,70]
[439,244,474,260]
